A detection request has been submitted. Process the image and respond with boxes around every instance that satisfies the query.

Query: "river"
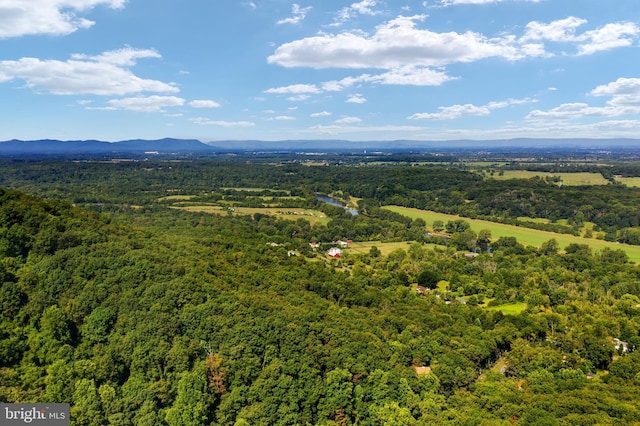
[316,195,358,215]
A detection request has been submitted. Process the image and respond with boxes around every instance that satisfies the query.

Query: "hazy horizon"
[1,2,639,142]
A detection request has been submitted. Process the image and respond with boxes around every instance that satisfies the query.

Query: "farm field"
[615,176,640,187]
[221,187,291,194]
[384,205,640,262]
[485,302,527,315]
[346,241,440,257]
[174,205,330,225]
[490,171,609,185]
[157,195,198,201]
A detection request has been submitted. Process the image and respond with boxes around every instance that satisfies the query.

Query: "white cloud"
[411,104,491,120]
[321,76,362,92]
[368,66,454,86]
[322,67,454,91]
[264,84,321,94]
[349,0,380,15]
[522,17,640,56]
[526,103,624,120]
[72,48,159,66]
[346,94,367,104]
[411,119,640,140]
[577,22,640,55]
[270,14,638,76]
[269,15,535,69]
[522,16,587,43]
[189,100,221,108]
[305,124,425,135]
[333,0,381,26]
[287,94,310,101]
[277,4,312,25]
[0,47,177,95]
[591,78,640,106]
[441,0,540,4]
[311,111,332,117]
[190,118,256,127]
[409,98,535,120]
[527,78,640,121]
[272,115,296,120]
[102,95,184,112]
[0,0,126,38]
[335,116,362,124]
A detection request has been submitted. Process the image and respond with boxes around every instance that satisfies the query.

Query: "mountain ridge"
[1,137,640,156]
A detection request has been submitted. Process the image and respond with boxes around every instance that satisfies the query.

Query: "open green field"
[384,205,640,262]
[157,195,198,201]
[485,302,527,315]
[346,241,441,257]
[466,161,509,167]
[222,187,291,194]
[557,172,610,185]
[174,205,330,225]
[615,177,640,188]
[347,241,415,257]
[517,216,550,224]
[490,171,609,186]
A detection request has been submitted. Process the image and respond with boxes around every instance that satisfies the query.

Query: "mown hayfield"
[222,187,291,194]
[174,205,330,225]
[490,171,608,186]
[557,172,609,186]
[615,177,640,188]
[485,302,527,315]
[157,195,198,201]
[490,170,549,180]
[517,216,550,224]
[347,241,414,256]
[384,206,640,262]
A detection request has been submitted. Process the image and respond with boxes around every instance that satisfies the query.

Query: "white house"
[327,247,342,258]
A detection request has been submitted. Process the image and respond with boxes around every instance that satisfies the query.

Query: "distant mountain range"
[1,137,640,156]
[0,138,217,156]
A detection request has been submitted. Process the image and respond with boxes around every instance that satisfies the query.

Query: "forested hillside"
[1,159,640,425]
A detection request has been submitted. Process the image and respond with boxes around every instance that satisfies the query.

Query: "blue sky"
[1,0,640,142]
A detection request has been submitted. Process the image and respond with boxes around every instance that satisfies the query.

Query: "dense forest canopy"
[1,155,640,425]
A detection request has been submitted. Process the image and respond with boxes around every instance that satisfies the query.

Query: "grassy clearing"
[485,302,527,315]
[347,241,414,257]
[615,177,640,188]
[437,281,449,293]
[490,170,549,180]
[467,162,509,167]
[557,172,609,186]
[517,216,550,224]
[173,205,330,225]
[222,187,291,194]
[490,171,608,186]
[384,205,640,262]
[157,195,198,201]
[347,242,441,257]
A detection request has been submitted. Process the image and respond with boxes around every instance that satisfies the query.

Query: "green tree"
[432,220,444,232]
[319,368,353,423]
[417,270,439,289]
[82,306,116,343]
[477,229,492,252]
[165,366,213,426]
[71,379,105,426]
[446,219,471,234]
